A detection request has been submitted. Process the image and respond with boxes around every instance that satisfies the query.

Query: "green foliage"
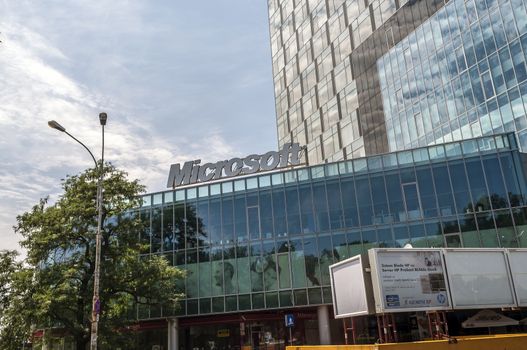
[0,250,19,312]
[0,163,184,350]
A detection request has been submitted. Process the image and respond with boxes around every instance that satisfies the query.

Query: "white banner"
[370,249,450,312]
[329,255,373,318]
[508,249,527,307]
[444,249,516,308]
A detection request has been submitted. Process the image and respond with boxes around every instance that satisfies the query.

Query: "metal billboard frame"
[443,248,517,310]
[329,254,374,318]
[368,248,452,314]
[504,248,527,307]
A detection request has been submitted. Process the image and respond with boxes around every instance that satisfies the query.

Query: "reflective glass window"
[234,196,247,242]
[341,177,359,227]
[272,189,287,237]
[299,185,316,233]
[286,187,301,235]
[465,158,491,211]
[151,207,162,252]
[163,205,174,252]
[356,177,373,226]
[432,165,455,216]
[482,156,508,208]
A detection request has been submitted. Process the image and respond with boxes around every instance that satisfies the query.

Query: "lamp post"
[48,113,107,350]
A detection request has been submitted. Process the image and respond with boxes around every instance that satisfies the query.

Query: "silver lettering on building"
[167,143,305,188]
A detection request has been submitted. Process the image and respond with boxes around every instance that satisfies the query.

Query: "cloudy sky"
[0,0,277,252]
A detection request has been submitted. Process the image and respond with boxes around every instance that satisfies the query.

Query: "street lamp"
[48,113,107,350]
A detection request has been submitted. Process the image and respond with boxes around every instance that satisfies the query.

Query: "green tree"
[1,164,184,350]
[0,250,19,313]
[0,251,34,349]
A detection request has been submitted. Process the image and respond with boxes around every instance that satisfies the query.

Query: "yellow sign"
[217,329,230,337]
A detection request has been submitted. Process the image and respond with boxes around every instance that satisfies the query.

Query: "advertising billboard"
[368,249,450,313]
[443,249,516,309]
[329,255,374,318]
[506,249,527,307]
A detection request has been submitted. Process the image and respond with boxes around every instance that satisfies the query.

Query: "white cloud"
[0,21,237,253]
[0,0,276,255]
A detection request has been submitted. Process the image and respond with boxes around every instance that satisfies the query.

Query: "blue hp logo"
[437,293,446,304]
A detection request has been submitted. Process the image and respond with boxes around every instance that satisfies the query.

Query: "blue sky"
[0,1,277,252]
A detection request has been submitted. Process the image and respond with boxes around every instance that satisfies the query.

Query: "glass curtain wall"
[379,0,527,151]
[137,134,527,318]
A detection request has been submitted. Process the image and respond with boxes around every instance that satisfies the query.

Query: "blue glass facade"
[379,0,527,152]
[137,134,527,319]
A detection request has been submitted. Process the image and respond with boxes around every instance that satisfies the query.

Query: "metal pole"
[343,319,348,345]
[48,115,107,350]
[289,327,292,347]
[90,119,105,350]
[351,317,357,345]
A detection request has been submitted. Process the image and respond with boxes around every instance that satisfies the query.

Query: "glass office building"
[136,134,527,348]
[268,0,527,164]
[379,0,527,152]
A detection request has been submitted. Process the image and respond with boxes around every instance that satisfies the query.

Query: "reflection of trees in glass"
[173,204,185,249]
[151,208,162,252]
[319,248,338,286]
[209,199,221,245]
[163,206,173,251]
[277,253,291,289]
[139,210,151,254]
[441,218,459,235]
[174,251,185,293]
[464,194,505,214]
[288,239,307,288]
[197,201,209,246]
[332,233,348,261]
[185,250,198,298]
[303,238,319,287]
[347,230,363,255]
[177,203,206,248]
[318,234,335,285]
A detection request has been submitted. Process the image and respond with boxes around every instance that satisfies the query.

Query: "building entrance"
[246,322,285,350]
[179,321,286,350]
[177,309,321,349]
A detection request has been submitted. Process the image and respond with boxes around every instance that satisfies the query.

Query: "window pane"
[341,178,359,227]
[286,188,302,235]
[290,239,307,288]
[466,159,490,211]
[299,185,316,233]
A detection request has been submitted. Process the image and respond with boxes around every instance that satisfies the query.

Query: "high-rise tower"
[268,0,527,163]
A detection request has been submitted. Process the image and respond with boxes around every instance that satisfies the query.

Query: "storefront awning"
[462,310,519,328]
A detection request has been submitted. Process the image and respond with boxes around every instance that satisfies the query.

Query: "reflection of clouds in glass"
[376,0,517,151]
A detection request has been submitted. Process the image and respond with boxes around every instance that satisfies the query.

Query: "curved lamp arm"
[48,120,97,168]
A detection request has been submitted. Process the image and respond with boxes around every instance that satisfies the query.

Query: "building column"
[167,318,179,350]
[317,305,331,345]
